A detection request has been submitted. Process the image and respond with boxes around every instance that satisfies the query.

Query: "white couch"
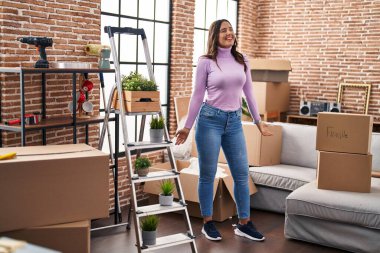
[249,122,380,253]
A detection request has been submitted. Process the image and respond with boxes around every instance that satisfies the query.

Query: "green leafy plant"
[150,116,165,129]
[135,157,151,171]
[160,180,175,196]
[140,215,159,231]
[121,71,157,91]
[242,97,252,119]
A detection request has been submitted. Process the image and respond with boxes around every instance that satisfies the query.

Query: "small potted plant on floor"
[159,179,175,206]
[140,215,159,246]
[135,157,151,177]
[112,71,160,112]
[150,116,165,143]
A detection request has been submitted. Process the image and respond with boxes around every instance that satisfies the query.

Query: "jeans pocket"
[200,108,216,118]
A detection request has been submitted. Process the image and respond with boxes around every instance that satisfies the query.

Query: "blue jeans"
[195,103,250,219]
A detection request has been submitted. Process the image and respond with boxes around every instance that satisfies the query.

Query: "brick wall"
[237,0,259,58]
[255,0,380,120]
[168,0,195,136]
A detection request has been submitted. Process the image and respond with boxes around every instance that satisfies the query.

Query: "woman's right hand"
[175,128,190,145]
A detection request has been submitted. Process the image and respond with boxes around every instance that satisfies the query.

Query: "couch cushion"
[272,122,318,169]
[372,132,380,171]
[250,165,316,191]
[287,179,380,230]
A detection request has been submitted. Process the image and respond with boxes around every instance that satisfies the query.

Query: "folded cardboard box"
[192,123,282,166]
[316,112,373,154]
[0,144,109,233]
[249,59,292,83]
[253,82,290,114]
[0,220,90,253]
[317,151,372,193]
[143,159,257,222]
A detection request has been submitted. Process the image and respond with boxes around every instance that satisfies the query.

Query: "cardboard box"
[253,82,290,114]
[0,144,109,233]
[249,59,292,82]
[317,151,372,193]
[316,112,373,154]
[191,122,282,166]
[0,221,90,253]
[143,160,257,222]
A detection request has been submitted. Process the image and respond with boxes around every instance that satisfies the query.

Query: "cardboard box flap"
[249,59,292,71]
[174,96,191,125]
[0,144,104,163]
[220,163,257,202]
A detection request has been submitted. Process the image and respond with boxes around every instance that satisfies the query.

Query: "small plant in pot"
[135,157,151,177]
[150,116,165,143]
[159,180,175,206]
[140,215,159,246]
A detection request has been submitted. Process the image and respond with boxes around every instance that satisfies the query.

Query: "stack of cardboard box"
[144,97,283,221]
[316,112,373,192]
[0,144,110,253]
[249,59,292,121]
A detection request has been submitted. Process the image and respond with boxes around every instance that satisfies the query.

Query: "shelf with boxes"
[0,67,115,146]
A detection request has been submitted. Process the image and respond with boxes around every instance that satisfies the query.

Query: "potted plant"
[241,97,253,121]
[135,157,151,177]
[150,116,165,143]
[159,180,175,206]
[112,71,160,112]
[140,215,159,246]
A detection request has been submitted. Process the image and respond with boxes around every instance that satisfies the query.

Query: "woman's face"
[218,21,235,48]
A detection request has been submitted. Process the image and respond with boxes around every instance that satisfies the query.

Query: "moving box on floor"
[0,144,109,233]
[0,221,90,253]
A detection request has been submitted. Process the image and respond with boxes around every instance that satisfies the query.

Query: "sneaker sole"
[201,227,222,241]
[234,228,265,241]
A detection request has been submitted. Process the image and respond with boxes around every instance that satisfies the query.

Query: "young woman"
[175,19,272,242]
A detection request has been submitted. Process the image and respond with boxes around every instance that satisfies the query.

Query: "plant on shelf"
[150,116,165,143]
[112,71,160,112]
[135,157,151,177]
[159,179,175,206]
[140,215,159,246]
[121,71,157,91]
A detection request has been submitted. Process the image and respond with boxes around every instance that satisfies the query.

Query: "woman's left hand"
[256,121,273,136]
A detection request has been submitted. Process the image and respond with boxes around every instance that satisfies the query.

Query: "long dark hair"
[203,19,247,71]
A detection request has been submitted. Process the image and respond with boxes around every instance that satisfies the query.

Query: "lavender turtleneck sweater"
[184,47,261,129]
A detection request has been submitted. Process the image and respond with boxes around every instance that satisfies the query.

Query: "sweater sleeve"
[184,58,208,129]
[242,56,261,124]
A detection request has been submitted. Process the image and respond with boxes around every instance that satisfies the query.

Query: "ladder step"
[136,202,186,217]
[141,233,195,252]
[127,141,172,150]
[117,111,160,116]
[132,171,179,183]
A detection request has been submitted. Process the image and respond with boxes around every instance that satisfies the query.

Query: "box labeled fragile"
[143,160,257,222]
[317,151,372,193]
[112,90,161,112]
[1,220,90,253]
[0,144,109,233]
[316,112,373,154]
